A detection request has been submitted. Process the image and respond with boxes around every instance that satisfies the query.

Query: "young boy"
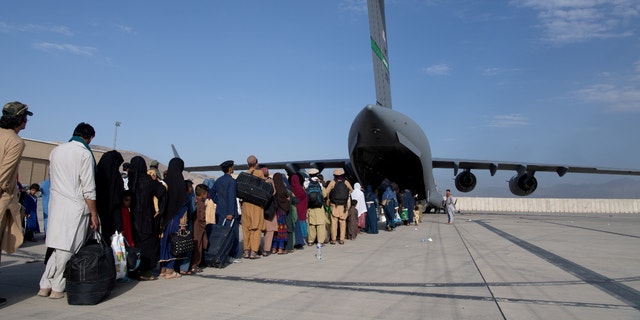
[22,183,40,242]
[190,184,209,273]
[346,199,359,240]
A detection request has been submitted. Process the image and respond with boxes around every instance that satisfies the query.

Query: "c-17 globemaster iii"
[182,0,640,210]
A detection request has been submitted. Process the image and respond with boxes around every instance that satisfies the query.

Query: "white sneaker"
[228,257,242,264]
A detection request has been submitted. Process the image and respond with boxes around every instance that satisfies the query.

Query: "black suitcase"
[236,171,273,208]
[64,232,116,305]
[204,219,235,268]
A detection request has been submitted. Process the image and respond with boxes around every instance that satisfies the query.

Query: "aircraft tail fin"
[171,144,180,159]
[367,0,392,109]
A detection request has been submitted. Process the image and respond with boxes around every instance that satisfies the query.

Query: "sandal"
[164,272,181,279]
[139,275,157,281]
[339,240,345,245]
[249,252,260,259]
[190,267,203,273]
[179,270,192,276]
[243,251,250,259]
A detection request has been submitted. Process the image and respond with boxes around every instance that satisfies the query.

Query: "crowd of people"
[0,100,434,303]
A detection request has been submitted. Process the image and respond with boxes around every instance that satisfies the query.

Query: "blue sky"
[2,0,640,194]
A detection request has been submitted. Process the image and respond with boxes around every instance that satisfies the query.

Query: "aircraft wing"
[186,156,640,177]
[184,159,351,174]
[431,158,640,177]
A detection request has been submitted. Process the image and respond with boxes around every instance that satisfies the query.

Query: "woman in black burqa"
[95,150,124,243]
[158,157,188,279]
[128,156,166,281]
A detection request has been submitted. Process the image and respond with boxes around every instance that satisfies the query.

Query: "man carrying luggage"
[38,123,100,299]
[325,169,353,245]
[240,155,265,259]
[211,160,241,263]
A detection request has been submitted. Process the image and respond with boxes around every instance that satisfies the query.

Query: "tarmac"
[1,211,639,320]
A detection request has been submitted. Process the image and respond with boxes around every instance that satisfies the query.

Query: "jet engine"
[455,171,476,193]
[508,173,538,196]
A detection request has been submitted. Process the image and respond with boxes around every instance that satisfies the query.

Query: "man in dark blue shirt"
[211,160,240,262]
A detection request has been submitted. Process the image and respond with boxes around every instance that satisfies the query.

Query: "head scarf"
[128,156,164,237]
[95,150,124,240]
[164,157,188,224]
[351,182,367,214]
[290,174,307,220]
[365,184,377,202]
[273,172,291,212]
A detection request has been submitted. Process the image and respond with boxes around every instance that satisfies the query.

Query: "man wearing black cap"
[0,101,33,306]
[211,160,241,262]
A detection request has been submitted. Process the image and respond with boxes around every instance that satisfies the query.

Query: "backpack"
[307,181,323,208]
[263,196,277,221]
[329,180,349,205]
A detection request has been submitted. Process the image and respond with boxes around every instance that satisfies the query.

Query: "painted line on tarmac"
[519,217,640,239]
[195,274,633,310]
[475,220,640,311]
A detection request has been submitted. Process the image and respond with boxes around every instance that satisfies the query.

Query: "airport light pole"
[113,121,121,150]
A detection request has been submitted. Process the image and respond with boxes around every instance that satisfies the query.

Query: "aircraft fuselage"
[348,104,443,207]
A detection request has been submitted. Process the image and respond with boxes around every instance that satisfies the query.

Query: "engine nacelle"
[509,173,538,196]
[455,171,476,193]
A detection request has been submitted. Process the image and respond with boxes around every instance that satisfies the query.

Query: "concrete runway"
[1,211,639,319]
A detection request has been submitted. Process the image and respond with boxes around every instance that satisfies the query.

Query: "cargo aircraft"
[183,0,640,209]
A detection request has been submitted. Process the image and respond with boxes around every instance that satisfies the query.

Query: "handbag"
[170,229,194,257]
[124,239,141,271]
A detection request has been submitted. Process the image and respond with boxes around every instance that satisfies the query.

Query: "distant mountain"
[92,145,215,183]
[465,177,640,199]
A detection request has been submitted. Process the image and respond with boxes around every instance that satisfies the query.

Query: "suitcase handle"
[222,218,235,228]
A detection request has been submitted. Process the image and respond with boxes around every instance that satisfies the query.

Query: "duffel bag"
[64,230,116,305]
[236,171,273,208]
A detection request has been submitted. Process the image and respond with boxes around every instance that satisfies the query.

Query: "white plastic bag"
[110,231,127,280]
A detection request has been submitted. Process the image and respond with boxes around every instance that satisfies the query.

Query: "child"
[190,184,209,273]
[346,199,359,240]
[120,190,135,246]
[22,183,40,242]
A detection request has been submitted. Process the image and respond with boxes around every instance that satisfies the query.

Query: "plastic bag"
[110,231,127,280]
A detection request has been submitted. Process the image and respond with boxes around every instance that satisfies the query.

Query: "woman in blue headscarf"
[364,185,379,234]
[381,185,397,232]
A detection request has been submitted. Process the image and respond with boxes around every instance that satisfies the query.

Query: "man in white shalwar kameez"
[38,123,100,299]
[445,189,455,224]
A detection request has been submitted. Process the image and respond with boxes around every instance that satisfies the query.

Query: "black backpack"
[263,196,277,220]
[307,181,323,208]
[329,180,349,205]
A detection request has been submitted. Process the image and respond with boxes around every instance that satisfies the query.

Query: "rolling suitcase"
[204,219,235,268]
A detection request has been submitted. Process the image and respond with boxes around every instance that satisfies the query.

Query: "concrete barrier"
[455,197,640,214]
